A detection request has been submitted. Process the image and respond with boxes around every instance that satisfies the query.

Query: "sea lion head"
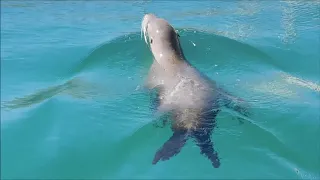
[141,13,185,66]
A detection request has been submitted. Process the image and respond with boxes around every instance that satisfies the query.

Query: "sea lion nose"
[143,13,157,22]
[143,13,160,33]
[142,13,157,34]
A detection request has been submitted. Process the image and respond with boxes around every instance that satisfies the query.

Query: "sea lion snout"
[141,13,158,36]
[143,13,157,23]
[141,13,156,45]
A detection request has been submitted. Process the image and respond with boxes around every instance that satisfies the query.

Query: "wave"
[4,29,318,111]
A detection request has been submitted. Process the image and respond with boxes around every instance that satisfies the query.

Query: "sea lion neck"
[153,52,187,72]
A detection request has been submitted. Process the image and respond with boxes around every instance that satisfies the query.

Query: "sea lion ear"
[175,30,180,37]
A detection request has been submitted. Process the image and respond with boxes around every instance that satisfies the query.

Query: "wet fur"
[151,100,222,168]
[148,69,223,168]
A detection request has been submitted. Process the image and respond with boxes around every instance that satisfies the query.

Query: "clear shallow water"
[1,1,320,179]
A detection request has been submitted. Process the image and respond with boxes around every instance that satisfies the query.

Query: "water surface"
[1,1,320,179]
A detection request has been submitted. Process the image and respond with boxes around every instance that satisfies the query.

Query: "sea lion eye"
[150,38,153,44]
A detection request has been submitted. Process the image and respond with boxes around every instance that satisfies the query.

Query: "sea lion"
[141,13,250,168]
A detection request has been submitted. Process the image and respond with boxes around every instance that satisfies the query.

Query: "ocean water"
[1,1,320,179]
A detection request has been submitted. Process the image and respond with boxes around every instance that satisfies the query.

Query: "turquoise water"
[1,1,320,179]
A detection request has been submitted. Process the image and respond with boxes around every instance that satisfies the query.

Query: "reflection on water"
[280,1,297,44]
[1,77,102,110]
[2,0,318,45]
[249,71,320,104]
[281,73,320,92]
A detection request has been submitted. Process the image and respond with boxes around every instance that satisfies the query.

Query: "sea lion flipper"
[149,88,161,112]
[217,88,251,120]
[144,61,164,89]
[193,131,220,168]
[152,130,188,164]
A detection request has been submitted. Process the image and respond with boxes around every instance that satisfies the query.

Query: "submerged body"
[141,13,249,168]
